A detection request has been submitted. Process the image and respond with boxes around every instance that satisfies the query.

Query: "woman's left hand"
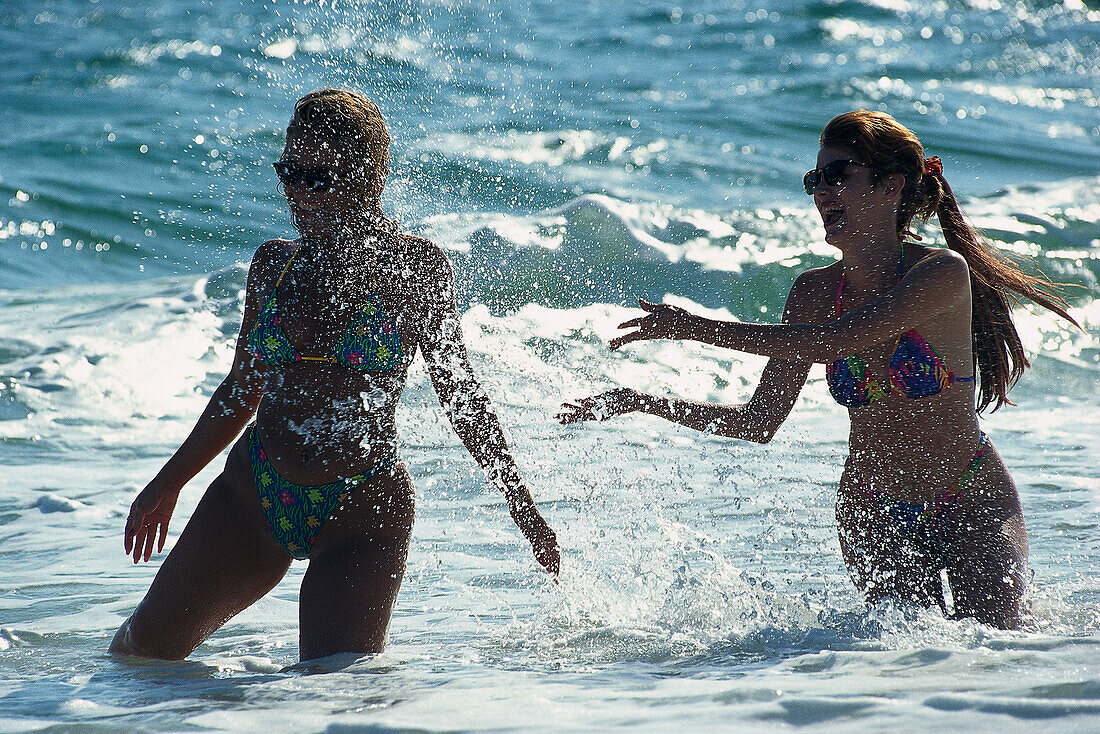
[556,387,645,424]
[609,298,698,350]
[510,503,560,577]
[124,481,180,564]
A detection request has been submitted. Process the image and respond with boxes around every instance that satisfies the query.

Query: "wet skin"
[560,145,1027,628]
[112,125,558,662]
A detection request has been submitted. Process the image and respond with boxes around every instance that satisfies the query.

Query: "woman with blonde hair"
[112,89,558,662]
[561,110,1076,629]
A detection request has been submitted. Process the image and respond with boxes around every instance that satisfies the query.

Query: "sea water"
[1,1,1098,731]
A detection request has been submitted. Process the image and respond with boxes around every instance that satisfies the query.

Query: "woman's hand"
[556,387,646,424]
[510,502,560,577]
[609,298,699,350]
[124,482,180,564]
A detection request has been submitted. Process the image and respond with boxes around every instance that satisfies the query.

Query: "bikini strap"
[273,246,301,289]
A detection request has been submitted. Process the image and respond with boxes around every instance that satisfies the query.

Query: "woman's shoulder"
[394,233,449,263]
[377,233,456,310]
[251,238,297,266]
[254,237,298,261]
[791,261,844,300]
[784,262,842,322]
[796,261,843,286]
[246,238,298,288]
[909,242,965,264]
[391,233,455,281]
[904,244,969,283]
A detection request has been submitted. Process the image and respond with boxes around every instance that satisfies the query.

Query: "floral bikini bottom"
[248,426,393,559]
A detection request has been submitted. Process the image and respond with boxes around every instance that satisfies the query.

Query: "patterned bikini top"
[826,260,974,408]
[246,246,402,373]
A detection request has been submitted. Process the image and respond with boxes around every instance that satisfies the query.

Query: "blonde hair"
[289,88,390,207]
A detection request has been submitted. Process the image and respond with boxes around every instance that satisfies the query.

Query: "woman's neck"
[839,233,905,293]
[300,209,395,260]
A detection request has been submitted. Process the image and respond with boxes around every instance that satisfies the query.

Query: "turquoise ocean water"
[2,1,1099,730]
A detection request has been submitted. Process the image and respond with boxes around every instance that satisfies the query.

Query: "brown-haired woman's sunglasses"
[803,160,870,195]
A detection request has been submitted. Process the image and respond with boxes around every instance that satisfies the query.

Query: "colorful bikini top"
[246,247,402,373]
[826,259,974,408]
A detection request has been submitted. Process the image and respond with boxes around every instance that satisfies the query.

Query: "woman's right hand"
[517,508,560,578]
[556,387,646,424]
[609,298,699,350]
[124,482,180,564]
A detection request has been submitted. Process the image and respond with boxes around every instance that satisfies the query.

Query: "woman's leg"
[944,516,1027,629]
[942,447,1029,629]
[110,442,292,659]
[298,463,415,661]
[836,479,945,610]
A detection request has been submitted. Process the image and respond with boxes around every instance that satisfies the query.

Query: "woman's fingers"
[612,300,674,348]
[156,520,169,553]
[124,507,142,554]
[555,408,581,424]
[556,402,594,424]
[616,315,647,330]
[125,501,166,563]
[618,298,670,330]
[123,486,176,562]
[609,331,648,350]
[559,391,634,422]
[533,532,560,576]
[142,525,156,563]
[131,526,145,564]
[543,544,561,577]
[135,527,147,564]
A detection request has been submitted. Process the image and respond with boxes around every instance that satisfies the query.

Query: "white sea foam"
[4,0,1100,729]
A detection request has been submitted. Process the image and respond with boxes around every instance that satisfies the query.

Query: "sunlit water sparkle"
[1,0,1098,731]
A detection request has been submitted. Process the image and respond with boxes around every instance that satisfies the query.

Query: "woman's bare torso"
[248,236,428,486]
[800,247,1010,504]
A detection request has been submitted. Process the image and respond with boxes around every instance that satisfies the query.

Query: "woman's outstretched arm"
[559,272,816,439]
[122,243,280,563]
[611,249,970,362]
[416,244,559,576]
[558,357,810,442]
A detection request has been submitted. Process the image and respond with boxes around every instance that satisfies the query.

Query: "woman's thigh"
[943,453,1028,629]
[835,485,944,609]
[113,443,293,659]
[298,462,415,661]
[945,517,1027,629]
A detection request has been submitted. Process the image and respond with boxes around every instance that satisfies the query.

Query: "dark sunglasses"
[803,160,870,195]
[273,160,338,193]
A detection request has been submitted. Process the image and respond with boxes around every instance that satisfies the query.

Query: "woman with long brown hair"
[111,89,559,662]
[559,110,1076,629]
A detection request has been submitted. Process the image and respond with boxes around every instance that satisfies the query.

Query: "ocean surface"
[2,0,1099,731]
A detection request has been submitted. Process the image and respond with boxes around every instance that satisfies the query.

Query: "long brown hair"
[821,110,1079,412]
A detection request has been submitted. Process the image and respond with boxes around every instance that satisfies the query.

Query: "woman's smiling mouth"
[822,205,845,228]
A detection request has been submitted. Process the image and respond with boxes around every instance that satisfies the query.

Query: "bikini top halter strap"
[273,240,383,295]
[273,245,299,290]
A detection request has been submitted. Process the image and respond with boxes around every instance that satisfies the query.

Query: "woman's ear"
[879,171,906,202]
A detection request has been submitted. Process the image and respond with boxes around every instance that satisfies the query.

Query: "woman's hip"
[310,461,415,555]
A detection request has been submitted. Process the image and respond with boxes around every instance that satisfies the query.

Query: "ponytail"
[923,168,1080,412]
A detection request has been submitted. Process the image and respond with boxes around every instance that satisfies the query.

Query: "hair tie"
[924,156,943,177]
